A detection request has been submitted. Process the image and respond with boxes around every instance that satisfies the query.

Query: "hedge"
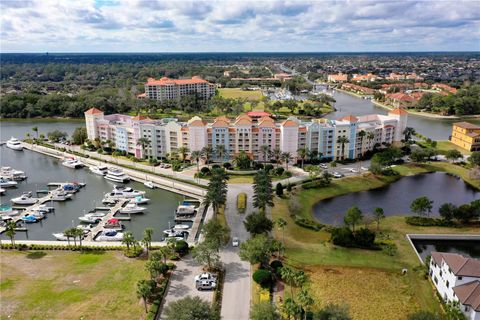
[405,216,449,226]
[253,268,273,288]
[294,216,324,231]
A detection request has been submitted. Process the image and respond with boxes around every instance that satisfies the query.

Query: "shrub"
[274,167,285,176]
[264,164,274,172]
[124,246,143,258]
[270,260,283,274]
[200,167,211,175]
[275,183,284,196]
[174,240,189,256]
[331,227,377,249]
[252,268,273,288]
[294,216,323,231]
[405,216,446,226]
[223,162,232,170]
[212,164,221,169]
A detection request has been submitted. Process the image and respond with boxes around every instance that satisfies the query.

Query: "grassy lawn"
[218,88,263,101]
[436,140,471,155]
[0,250,148,319]
[271,162,480,319]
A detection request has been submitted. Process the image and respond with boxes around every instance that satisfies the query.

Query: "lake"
[312,172,479,225]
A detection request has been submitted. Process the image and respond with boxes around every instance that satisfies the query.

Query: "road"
[220,183,254,320]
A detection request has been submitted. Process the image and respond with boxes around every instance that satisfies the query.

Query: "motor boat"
[129,196,150,205]
[106,189,145,199]
[78,214,102,224]
[90,165,108,176]
[6,137,23,151]
[163,228,188,237]
[143,181,155,189]
[0,177,18,188]
[21,215,37,223]
[35,204,54,212]
[175,205,196,216]
[63,184,80,193]
[102,197,118,205]
[85,211,106,218]
[52,232,83,241]
[113,185,145,196]
[62,158,84,169]
[104,218,124,231]
[0,204,19,217]
[173,224,190,230]
[105,168,130,183]
[0,188,5,195]
[11,192,38,205]
[95,229,124,241]
[76,224,93,234]
[1,167,27,181]
[51,192,73,201]
[119,203,146,214]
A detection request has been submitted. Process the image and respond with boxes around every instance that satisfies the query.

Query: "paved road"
[220,183,253,320]
[159,255,214,319]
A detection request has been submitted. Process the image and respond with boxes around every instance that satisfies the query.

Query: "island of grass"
[218,88,264,101]
[272,162,480,319]
[0,250,148,319]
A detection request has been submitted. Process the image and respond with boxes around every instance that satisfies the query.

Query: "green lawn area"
[0,250,148,319]
[436,140,471,155]
[271,162,480,319]
[218,88,263,101]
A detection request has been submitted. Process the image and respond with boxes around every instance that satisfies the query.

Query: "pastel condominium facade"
[85,108,408,161]
[429,252,480,320]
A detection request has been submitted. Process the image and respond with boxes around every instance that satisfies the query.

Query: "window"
[434,276,438,284]
[458,276,463,280]
[446,281,449,288]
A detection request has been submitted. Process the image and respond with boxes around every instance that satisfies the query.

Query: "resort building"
[384,92,425,109]
[327,73,348,83]
[144,76,215,101]
[451,122,480,152]
[351,73,382,82]
[429,252,480,320]
[85,108,408,161]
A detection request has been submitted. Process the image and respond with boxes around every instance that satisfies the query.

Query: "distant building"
[144,76,215,101]
[432,83,458,95]
[85,108,407,161]
[429,252,480,320]
[274,73,293,81]
[451,122,480,151]
[384,92,425,109]
[386,72,424,81]
[351,73,382,82]
[327,73,348,83]
[341,83,374,95]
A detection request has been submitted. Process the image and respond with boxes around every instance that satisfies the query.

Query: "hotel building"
[85,108,408,161]
[144,76,216,101]
[451,122,480,152]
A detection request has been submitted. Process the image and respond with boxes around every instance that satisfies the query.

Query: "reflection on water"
[413,239,480,262]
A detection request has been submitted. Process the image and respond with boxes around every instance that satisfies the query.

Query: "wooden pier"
[85,199,128,241]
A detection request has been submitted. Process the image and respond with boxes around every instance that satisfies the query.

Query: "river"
[0,144,184,241]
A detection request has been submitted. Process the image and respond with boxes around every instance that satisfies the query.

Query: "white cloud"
[0,0,479,52]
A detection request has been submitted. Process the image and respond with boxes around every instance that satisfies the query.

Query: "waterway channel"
[313,172,479,226]
[0,145,183,241]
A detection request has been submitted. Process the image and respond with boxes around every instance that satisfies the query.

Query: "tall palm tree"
[367,132,375,151]
[272,148,282,168]
[215,144,227,164]
[122,231,135,253]
[178,146,190,165]
[276,218,287,257]
[297,289,315,320]
[281,152,292,170]
[308,149,319,163]
[191,150,202,174]
[358,130,366,157]
[142,227,153,256]
[403,127,416,143]
[201,146,214,168]
[5,220,17,246]
[137,280,154,313]
[72,228,84,249]
[136,137,151,160]
[297,148,308,169]
[32,126,39,141]
[260,145,271,164]
[336,136,350,160]
[63,228,73,246]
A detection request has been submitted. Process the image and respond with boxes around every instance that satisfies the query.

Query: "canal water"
[412,239,480,261]
[0,145,183,241]
[313,172,479,226]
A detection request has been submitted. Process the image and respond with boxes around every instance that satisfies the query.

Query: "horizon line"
[1,50,480,54]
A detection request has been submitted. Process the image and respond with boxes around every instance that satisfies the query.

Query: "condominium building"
[144,76,215,101]
[451,122,480,152]
[85,108,407,161]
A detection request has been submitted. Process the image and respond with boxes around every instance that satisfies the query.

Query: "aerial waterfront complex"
[85,107,408,161]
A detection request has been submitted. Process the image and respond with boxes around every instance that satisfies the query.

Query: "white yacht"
[28,211,45,220]
[0,177,18,188]
[176,204,196,216]
[90,165,108,176]
[119,203,146,214]
[62,158,84,169]
[163,228,188,237]
[1,167,27,181]
[173,224,190,230]
[51,192,73,201]
[0,204,19,217]
[0,188,5,195]
[6,137,23,151]
[129,196,150,204]
[143,181,156,189]
[78,215,102,224]
[52,232,83,241]
[106,186,145,198]
[95,229,124,241]
[11,192,38,205]
[105,168,130,183]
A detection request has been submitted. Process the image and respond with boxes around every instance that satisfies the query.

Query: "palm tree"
[260,145,271,164]
[272,148,282,168]
[137,137,151,160]
[297,148,308,169]
[281,152,292,170]
[191,150,202,174]
[276,218,287,257]
[215,144,227,164]
[137,279,155,313]
[122,231,135,253]
[32,126,39,141]
[358,130,366,156]
[63,228,73,246]
[201,146,214,168]
[5,220,17,246]
[72,228,84,249]
[142,228,153,256]
[308,149,319,163]
[403,127,416,143]
[367,132,375,151]
[297,289,315,320]
[178,146,189,165]
[336,136,350,160]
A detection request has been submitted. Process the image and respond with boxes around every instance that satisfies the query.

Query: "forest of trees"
[415,85,480,115]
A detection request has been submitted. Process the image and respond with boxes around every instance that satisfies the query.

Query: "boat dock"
[0,183,83,234]
[85,199,128,241]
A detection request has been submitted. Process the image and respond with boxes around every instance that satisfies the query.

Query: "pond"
[312,172,479,225]
[412,239,480,262]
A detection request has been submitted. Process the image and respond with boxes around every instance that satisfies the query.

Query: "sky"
[1,0,480,52]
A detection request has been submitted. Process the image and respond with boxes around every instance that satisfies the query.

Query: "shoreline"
[0,117,84,123]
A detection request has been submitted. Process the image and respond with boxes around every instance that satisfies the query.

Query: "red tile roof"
[431,252,480,277]
[85,107,103,115]
[247,111,272,118]
[389,108,408,116]
[453,281,480,311]
[454,122,480,130]
[340,115,358,123]
[146,76,209,86]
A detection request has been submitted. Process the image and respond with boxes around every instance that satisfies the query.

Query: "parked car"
[196,280,216,291]
[195,272,217,283]
[232,237,240,247]
[319,163,328,169]
[332,172,344,178]
[360,166,369,171]
[349,168,359,173]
